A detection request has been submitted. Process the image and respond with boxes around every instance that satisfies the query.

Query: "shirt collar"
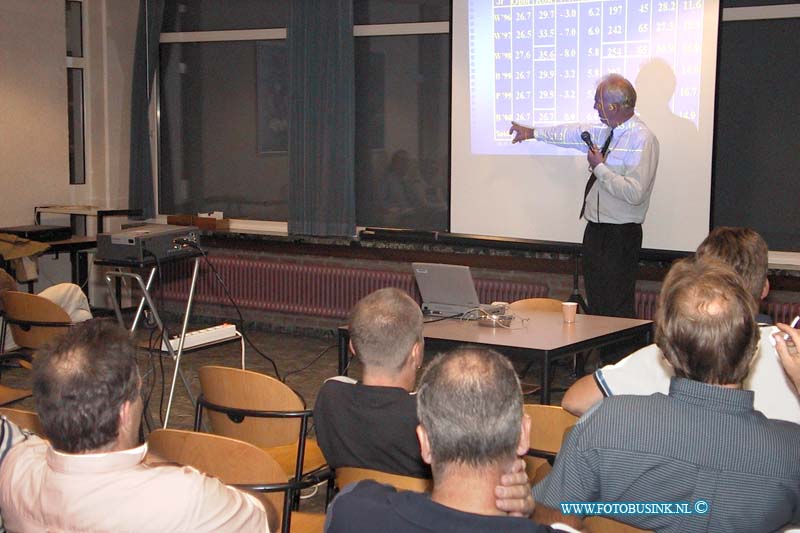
[612,114,639,131]
[47,442,148,474]
[669,377,754,414]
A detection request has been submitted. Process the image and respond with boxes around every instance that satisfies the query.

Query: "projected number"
[489,0,707,135]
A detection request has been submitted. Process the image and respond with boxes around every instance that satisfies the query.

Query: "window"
[354,33,450,231]
[66,0,86,185]
[157,1,452,232]
[158,39,289,221]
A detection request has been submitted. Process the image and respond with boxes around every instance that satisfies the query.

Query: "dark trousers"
[582,222,642,319]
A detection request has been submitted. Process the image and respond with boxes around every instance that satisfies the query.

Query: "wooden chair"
[0,407,42,435]
[194,366,327,481]
[508,297,563,313]
[147,429,324,533]
[0,291,73,364]
[523,404,578,479]
[0,384,32,406]
[334,466,432,493]
[585,516,653,533]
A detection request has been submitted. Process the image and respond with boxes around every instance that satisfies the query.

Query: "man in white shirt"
[561,227,800,424]
[510,74,659,319]
[0,267,92,352]
[0,319,276,532]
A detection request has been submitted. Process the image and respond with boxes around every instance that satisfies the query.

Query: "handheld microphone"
[580,131,596,151]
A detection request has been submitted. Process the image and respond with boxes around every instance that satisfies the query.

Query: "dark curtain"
[128,0,165,219]
[288,0,355,236]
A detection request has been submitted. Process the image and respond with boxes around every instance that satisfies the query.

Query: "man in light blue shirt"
[510,74,659,319]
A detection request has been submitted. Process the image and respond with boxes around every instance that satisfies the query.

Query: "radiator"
[160,257,548,320]
[633,291,800,324]
[762,301,800,325]
[635,291,660,321]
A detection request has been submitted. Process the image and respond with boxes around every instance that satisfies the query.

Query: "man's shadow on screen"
[635,58,701,211]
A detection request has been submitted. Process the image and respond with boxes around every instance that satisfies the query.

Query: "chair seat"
[266,438,327,478]
[0,384,32,406]
[290,512,325,533]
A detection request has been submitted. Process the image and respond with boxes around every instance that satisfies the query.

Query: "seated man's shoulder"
[135,462,268,528]
[1,433,47,468]
[328,480,558,532]
[594,343,672,397]
[315,376,358,412]
[319,376,358,392]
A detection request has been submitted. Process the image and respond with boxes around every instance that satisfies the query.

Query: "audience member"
[0,319,276,532]
[325,347,578,532]
[0,415,26,532]
[0,267,92,352]
[774,321,800,395]
[562,227,800,423]
[314,288,431,478]
[533,258,800,532]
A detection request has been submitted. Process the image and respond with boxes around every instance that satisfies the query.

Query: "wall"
[0,1,137,230]
[0,0,72,228]
[0,1,137,292]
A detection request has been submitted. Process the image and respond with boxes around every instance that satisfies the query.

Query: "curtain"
[288,0,355,237]
[128,0,165,220]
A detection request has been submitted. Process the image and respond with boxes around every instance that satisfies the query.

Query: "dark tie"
[579,129,614,219]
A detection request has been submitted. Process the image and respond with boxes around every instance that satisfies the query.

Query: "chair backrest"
[198,365,306,448]
[146,429,287,524]
[0,407,43,435]
[524,404,578,455]
[508,297,563,313]
[334,466,432,493]
[523,456,552,486]
[584,517,653,533]
[0,384,33,407]
[1,291,71,349]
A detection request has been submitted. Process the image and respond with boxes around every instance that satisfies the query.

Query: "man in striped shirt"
[532,258,800,532]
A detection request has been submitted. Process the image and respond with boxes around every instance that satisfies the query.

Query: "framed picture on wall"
[256,42,289,153]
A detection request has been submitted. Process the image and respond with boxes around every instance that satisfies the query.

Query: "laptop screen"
[412,263,480,308]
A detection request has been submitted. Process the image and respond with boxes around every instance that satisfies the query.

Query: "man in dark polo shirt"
[313,288,430,478]
[532,258,800,532]
[325,347,578,533]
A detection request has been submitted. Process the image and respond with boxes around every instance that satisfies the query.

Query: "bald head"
[599,73,637,109]
[34,319,140,453]
[417,347,522,475]
[655,258,759,386]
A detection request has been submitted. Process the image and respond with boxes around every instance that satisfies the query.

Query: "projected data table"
[487,0,704,139]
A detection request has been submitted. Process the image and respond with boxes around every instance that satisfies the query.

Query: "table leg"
[71,250,89,296]
[542,352,551,405]
[338,328,349,376]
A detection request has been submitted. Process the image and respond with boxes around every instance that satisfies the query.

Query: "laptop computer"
[412,262,503,317]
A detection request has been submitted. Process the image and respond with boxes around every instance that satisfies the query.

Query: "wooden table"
[337,310,652,404]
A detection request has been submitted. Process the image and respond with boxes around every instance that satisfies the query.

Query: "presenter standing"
[509,74,659,319]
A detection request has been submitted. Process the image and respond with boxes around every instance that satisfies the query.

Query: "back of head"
[416,347,522,476]
[34,319,140,453]
[349,288,423,371]
[655,258,758,385]
[600,73,637,108]
[695,226,768,302]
